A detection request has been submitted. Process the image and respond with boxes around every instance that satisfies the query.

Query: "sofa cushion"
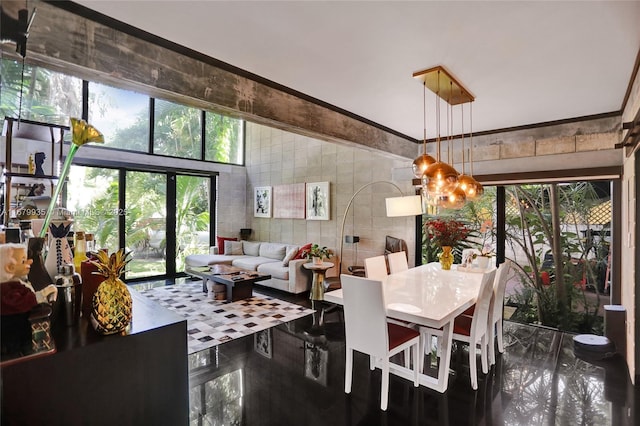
[257,262,289,281]
[185,254,234,267]
[282,247,299,266]
[232,256,276,271]
[225,240,244,255]
[217,236,237,254]
[242,241,261,256]
[294,243,312,260]
[259,243,287,260]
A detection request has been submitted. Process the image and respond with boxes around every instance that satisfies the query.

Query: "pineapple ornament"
[90,249,133,335]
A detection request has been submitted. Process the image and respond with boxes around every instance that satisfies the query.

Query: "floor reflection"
[187,295,637,426]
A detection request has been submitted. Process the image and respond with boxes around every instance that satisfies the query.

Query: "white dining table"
[324,262,493,393]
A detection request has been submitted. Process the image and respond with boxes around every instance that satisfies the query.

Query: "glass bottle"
[73,231,88,273]
[85,233,95,253]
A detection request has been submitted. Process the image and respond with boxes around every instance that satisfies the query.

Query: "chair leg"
[488,322,496,366]
[370,355,375,371]
[345,348,353,393]
[404,348,410,368]
[413,343,419,387]
[469,342,478,390]
[480,336,489,374]
[381,360,390,411]
[497,320,504,353]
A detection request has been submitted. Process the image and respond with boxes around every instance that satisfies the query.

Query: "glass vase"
[438,246,454,271]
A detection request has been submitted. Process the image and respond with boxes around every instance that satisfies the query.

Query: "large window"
[0,58,81,125]
[422,181,613,335]
[88,82,149,151]
[3,59,245,165]
[205,112,243,164]
[153,99,202,159]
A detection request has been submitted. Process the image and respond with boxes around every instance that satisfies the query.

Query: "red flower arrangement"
[424,218,470,248]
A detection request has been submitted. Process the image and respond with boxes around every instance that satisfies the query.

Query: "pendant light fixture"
[412,81,436,179]
[424,70,459,196]
[412,65,479,208]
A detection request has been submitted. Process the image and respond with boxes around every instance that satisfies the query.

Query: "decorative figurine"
[0,244,58,305]
[28,154,35,174]
[1,244,57,355]
[34,152,46,176]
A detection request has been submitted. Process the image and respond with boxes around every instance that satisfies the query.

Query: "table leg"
[310,271,326,301]
[434,321,454,393]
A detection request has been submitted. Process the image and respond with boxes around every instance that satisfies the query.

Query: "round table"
[303,261,334,301]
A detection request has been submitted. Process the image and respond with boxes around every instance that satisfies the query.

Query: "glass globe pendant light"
[425,72,459,196]
[457,101,483,199]
[412,82,436,179]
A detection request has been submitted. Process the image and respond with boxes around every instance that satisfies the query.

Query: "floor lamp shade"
[385,195,423,217]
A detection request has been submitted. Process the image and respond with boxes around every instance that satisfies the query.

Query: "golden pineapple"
[90,249,133,335]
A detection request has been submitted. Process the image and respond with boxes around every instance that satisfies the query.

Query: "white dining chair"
[387,251,409,274]
[458,260,513,366]
[420,269,496,390]
[487,260,513,366]
[364,255,388,280]
[341,274,420,411]
[451,269,496,390]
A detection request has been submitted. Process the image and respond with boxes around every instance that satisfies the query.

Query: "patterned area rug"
[140,282,314,354]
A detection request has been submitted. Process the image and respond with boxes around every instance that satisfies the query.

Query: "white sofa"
[185,241,313,294]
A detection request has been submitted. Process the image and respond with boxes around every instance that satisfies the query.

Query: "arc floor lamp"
[338,181,423,274]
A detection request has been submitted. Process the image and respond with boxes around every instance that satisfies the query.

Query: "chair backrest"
[364,255,388,281]
[387,251,409,274]
[384,235,408,255]
[470,269,497,338]
[489,260,513,324]
[340,274,389,357]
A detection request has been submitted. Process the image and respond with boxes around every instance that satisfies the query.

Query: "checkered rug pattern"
[140,281,314,354]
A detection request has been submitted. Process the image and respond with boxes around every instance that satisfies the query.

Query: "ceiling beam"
[3,0,417,159]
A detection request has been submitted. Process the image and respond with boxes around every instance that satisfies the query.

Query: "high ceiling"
[73,1,640,141]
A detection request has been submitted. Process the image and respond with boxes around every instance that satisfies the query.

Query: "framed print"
[273,183,306,219]
[254,328,272,358]
[306,181,330,220]
[304,342,328,385]
[254,186,272,218]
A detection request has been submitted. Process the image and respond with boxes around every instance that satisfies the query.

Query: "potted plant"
[306,244,333,265]
[472,246,495,269]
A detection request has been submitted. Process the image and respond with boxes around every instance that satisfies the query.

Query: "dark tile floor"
[139,281,638,426]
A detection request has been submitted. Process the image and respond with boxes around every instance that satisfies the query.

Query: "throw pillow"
[216,236,237,254]
[242,241,261,256]
[294,243,312,260]
[225,240,244,255]
[282,247,299,267]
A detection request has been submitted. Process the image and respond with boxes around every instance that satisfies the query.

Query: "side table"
[303,261,334,301]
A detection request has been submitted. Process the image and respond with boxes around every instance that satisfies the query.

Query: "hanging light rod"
[413,65,475,105]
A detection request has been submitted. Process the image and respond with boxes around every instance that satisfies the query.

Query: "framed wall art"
[306,181,330,220]
[254,186,272,218]
[273,183,306,219]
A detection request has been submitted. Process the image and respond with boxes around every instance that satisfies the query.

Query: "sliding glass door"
[68,166,214,280]
[176,175,212,273]
[125,171,167,279]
